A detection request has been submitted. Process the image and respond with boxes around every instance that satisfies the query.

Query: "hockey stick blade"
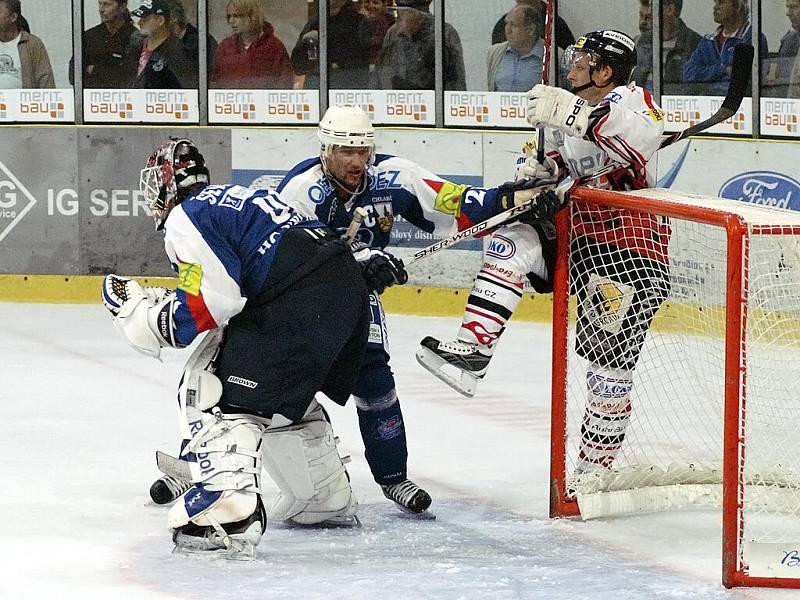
[660,43,753,147]
[156,450,192,481]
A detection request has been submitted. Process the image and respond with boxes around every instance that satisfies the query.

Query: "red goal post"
[549,186,800,589]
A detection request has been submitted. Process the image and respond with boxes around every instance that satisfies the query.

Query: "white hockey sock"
[457,267,525,354]
[576,365,633,473]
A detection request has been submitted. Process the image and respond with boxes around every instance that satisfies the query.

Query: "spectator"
[128,0,197,88]
[763,0,800,97]
[70,0,137,88]
[0,0,53,88]
[631,0,701,91]
[363,0,394,67]
[487,5,543,92]
[791,50,800,97]
[373,0,465,90]
[168,0,218,73]
[291,0,371,89]
[683,0,768,96]
[491,0,575,50]
[212,0,293,89]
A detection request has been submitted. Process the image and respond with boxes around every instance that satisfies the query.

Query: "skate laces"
[437,339,480,355]
[382,480,422,504]
[162,475,192,498]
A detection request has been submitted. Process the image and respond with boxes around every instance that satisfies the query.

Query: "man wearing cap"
[373,0,465,90]
[127,0,197,88]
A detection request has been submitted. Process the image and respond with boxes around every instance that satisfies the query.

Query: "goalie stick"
[407,43,754,267]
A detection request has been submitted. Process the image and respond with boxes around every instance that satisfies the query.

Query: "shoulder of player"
[372,153,422,174]
[601,83,661,111]
[276,157,323,192]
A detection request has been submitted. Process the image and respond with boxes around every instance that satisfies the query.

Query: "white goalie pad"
[261,403,357,526]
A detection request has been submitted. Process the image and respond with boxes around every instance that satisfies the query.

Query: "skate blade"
[414,347,479,398]
[394,509,436,521]
[172,539,257,561]
[275,514,362,529]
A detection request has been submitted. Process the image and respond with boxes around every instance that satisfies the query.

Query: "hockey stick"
[536,0,554,164]
[407,43,754,267]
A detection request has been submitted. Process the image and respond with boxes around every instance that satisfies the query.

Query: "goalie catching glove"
[526,84,592,138]
[102,274,181,359]
[348,242,408,294]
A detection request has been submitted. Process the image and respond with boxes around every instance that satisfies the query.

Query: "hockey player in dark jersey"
[101,139,410,557]
[277,104,559,514]
[418,30,669,478]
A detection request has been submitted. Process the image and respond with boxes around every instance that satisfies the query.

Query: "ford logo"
[719,171,800,211]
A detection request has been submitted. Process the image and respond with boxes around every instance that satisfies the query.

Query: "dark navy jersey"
[162,184,322,345]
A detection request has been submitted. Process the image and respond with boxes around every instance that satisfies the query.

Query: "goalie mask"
[564,30,637,92]
[140,138,210,229]
[317,104,375,196]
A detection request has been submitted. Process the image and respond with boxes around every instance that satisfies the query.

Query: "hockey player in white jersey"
[276,104,560,515]
[418,30,669,476]
[101,139,410,557]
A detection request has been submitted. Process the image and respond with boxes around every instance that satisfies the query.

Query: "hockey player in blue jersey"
[102,138,410,557]
[277,104,561,515]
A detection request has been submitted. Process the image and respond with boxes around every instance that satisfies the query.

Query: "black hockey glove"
[495,174,558,213]
[516,189,568,225]
[349,242,408,294]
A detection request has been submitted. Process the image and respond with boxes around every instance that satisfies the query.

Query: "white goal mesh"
[551,187,800,588]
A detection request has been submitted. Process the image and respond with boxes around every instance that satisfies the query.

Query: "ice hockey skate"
[381,479,434,519]
[172,495,266,560]
[415,336,492,398]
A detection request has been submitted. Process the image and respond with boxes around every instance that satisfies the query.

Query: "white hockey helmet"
[318,104,376,165]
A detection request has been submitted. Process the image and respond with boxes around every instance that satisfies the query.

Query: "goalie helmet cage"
[549,186,800,589]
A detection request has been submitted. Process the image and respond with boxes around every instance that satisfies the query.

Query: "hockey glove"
[495,174,558,213]
[515,154,559,182]
[350,242,408,294]
[527,84,591,138]
[516,189,568,225]
[102,274,170,317]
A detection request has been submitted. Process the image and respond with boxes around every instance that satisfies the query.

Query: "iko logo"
[486,235,517,259]
[719,171,800,211]
[0,158,37,243]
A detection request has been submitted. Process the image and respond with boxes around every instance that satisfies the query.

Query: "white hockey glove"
[526,84,591,138]
[349,242,408,294]
[515,153,559,182]
[102,275,170,317]
[102,274,178,359]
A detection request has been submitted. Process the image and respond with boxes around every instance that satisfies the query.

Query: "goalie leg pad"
[576,364,633,474]
[261,402,357,526]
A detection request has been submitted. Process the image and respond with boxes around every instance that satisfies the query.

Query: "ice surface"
[1,304,795,599]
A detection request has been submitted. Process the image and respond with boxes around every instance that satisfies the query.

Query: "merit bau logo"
[763,99,799,133]
[87,90,133,120]
[266,91,312,121]
[720,171,800,211]
[330,90,375,120]
[145,91,190,119]
[710,97,746,131]
[663,97,701,128]
[449,92,489,124]
[212,91,256,120]
[0,158,36,244]
[385,92,429,121]
[19,90,66,119]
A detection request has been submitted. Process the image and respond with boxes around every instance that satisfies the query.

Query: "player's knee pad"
[168,410,265,529]
[261,402,356,525]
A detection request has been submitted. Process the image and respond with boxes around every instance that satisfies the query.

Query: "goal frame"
[548,186,800,589]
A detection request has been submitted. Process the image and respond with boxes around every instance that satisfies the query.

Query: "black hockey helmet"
[565,30,637,90]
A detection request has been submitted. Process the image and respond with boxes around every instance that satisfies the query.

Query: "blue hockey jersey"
[276,154,508,250]
[162,184,322,346]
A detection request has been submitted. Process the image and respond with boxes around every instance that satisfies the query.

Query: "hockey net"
[550,186,800,589]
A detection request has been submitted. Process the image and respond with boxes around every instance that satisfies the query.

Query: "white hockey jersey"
[542,83,668,261]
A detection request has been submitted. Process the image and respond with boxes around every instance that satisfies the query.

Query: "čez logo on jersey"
[719,171,800,211]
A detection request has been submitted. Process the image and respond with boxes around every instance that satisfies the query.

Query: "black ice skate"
[172,496,266,561]
[150,474,192,505]
[415,336,492,398]
[381,479,433,517]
